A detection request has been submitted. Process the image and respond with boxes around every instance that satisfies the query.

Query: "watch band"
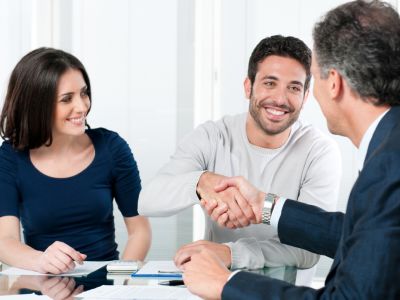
[262,193,279,225]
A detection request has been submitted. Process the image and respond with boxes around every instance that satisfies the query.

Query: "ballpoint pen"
[159,279,185,286]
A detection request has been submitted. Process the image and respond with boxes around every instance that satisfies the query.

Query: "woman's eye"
[60,96,71,103]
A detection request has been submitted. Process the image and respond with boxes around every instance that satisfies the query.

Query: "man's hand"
[183,249,231,300]
[35,241,86,274]
[198,172,257,227]
[196,172,227,202]
[214,176,266,225]
[174,240,231,270]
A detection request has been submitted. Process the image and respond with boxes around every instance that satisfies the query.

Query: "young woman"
[0,48,151,274]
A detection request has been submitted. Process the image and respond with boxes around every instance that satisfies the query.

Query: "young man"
[139,36,341,270]
[183,1,400,299]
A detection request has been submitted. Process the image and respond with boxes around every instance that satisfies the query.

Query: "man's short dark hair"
[313,0,400,106]
[0,47,92,150]
[247,35,312,91]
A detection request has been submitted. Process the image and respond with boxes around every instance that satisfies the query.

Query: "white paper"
[0,295,51,299]
[135,261,182,276]
[75,285,201,299]
[0,261,108,277]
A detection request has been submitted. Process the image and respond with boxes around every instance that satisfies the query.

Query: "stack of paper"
[0,295,51,299]
[0,261,108,277]
[75,285,201,299]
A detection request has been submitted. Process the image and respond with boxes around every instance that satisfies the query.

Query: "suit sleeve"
[223,151,400,299]
[228,136,342,268]
[278,200,344,258]
[138,122,216,217]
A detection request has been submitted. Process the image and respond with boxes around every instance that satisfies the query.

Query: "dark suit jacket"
[223,106,400,299]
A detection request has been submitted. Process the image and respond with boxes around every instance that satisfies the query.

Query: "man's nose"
[272,86,289,106]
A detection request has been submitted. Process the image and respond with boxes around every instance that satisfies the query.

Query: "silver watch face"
[264,193,274,209]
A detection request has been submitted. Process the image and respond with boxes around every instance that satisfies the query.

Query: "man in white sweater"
[138,35,341,270]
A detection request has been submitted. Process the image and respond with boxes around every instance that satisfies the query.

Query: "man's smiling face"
[247,55,307,136]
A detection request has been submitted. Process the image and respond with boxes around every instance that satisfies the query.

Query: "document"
[132,261,182,278]
[0,261,108,277]
[0,295,51,299]
[75,285,201,299]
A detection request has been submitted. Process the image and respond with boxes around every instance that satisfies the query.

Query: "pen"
[159,279,185,286]
[157,270,182,274]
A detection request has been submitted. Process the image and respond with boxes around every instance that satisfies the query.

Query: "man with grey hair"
[182,1,400,299]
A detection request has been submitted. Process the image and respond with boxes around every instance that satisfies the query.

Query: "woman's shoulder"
[0,140,21,175]
[87,127,131,155]
[87,127,117,138]
[86,127,124,144]
[0,140,20,158]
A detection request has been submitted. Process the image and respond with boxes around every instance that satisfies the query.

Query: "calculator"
[106,260,139,273]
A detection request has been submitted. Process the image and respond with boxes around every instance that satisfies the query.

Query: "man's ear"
[244,77,252,99]
[329,69,343,100]
[302,89,310,105]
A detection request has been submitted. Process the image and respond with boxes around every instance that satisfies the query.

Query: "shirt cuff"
[270,197,286,229]
[193,170,208,201]
[227,270,242,282]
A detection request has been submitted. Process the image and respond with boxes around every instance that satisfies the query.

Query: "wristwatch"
[261,193,279,225]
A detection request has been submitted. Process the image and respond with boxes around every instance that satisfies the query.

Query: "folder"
[131,260,183,278]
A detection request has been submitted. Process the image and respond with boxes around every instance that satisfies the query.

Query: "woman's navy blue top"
[0,128,141,261]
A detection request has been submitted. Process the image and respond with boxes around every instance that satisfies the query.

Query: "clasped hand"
[197,173,265,229]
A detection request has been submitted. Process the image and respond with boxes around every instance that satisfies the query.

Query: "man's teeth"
[266,108,285,116]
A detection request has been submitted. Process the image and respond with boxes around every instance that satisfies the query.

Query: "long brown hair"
[0,47,92,150]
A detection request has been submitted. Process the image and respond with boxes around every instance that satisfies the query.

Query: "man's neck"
[245,114,291,149]
[347,101,390,148]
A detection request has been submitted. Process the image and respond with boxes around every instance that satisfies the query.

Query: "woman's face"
[52,69,90,139]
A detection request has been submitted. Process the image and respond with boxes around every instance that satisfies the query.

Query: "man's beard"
[249,97,301,136]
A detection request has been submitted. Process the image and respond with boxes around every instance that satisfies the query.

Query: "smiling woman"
[0,48,151,275]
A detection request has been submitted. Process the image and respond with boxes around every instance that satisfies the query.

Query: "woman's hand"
[40,276,84,300]
[36,241,86,274]
[12,275,84,300]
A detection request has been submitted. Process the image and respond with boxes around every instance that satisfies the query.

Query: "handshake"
[197,172,269,229]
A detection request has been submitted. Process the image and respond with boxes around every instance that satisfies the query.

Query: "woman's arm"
[0,216,43,271]
[121,215,151,261]
[0,216,86,274]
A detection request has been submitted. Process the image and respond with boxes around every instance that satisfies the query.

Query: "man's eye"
[264,81,274,87]
[289,86,302,93]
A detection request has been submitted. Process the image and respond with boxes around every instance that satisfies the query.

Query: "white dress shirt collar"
[357,109,390,171]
